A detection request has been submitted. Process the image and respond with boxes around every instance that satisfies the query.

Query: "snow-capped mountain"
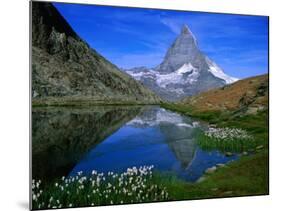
[125,24,238,101]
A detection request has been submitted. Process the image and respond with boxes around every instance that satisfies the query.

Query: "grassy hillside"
[180,74,268,114]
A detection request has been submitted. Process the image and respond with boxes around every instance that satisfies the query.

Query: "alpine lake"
[32,105,239,184]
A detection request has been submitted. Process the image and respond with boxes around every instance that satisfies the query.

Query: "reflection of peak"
[126,107,198,169]
[167,139,196,169]
[126,107,194,127]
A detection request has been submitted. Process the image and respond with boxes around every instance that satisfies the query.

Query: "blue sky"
[53,2,268,79]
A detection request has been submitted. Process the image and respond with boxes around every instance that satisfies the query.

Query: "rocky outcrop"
[31,2,161,105]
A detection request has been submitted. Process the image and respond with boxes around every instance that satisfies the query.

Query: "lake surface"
[32,106,238,183]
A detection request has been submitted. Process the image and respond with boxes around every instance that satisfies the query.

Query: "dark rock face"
[31,2,161,104]
[126,25,237,102]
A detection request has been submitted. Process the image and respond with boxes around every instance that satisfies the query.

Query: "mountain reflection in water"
[32,106,237,183]
[69,106,236,182]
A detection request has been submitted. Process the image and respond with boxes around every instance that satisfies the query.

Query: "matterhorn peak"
[156,23,201,73]
[181,24,190,34]
[180,24,197,44]
[126,23,238,101]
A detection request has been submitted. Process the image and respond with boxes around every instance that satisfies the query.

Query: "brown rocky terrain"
[180,74,268,114]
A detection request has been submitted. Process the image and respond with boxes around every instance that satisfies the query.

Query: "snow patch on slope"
[205,57,238,84]
[126,70,155,80]
[126,63,200,93]
[177,63,194,74]
[156,63,199,88]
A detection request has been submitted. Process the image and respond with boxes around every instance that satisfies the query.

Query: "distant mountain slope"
[180,74,268,115]
[125,25,237,102]
[31,2,161,105]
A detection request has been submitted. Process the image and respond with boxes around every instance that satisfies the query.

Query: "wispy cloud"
[160,18,182,34]
[54,3,268,78]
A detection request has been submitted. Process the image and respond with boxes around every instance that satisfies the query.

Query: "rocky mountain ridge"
[32,2,161,105]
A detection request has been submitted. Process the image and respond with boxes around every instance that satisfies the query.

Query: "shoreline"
[159,102,268,197]
[32,99,162,107]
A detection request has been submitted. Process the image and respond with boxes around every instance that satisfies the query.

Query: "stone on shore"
[205,166,217,174]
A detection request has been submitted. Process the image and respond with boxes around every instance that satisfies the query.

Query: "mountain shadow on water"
[32,106,142,182]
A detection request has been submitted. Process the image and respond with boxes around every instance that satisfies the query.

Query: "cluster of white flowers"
[32,179,48,209]
[32,165,169,209]
[32,179,42,201]
[205,127,253,141]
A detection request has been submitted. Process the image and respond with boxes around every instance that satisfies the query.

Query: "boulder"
[225,152,233,157]
[256,145,264,150]
[205,166,217,174]
[196,176,206,183]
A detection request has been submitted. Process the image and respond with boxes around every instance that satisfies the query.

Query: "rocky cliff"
[31,2,161,105]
